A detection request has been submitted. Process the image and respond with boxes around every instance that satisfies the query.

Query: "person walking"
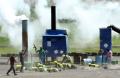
[6,55,17,76]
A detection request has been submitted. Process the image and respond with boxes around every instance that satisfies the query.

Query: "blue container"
[42,29,68,57]
[96,55,107,64]
[100,28,112,54]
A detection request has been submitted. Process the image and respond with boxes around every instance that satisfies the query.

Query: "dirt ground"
[1,57,120,78]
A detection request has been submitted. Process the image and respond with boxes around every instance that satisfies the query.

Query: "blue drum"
[96,55,107,64]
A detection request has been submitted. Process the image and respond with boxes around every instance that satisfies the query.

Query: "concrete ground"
[1,57,120,78]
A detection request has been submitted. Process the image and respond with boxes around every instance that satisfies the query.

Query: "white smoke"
[1,0,120,51]
[56,0,120,48]
[0,0,16,25]
[35,0,51,31]
[0,0,30,50]
[75,1,120,47]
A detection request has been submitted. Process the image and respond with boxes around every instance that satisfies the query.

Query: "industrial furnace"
[42,1,68,58]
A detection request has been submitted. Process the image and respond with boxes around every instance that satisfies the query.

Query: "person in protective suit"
[36,47,46,64]
[33,45,46,64]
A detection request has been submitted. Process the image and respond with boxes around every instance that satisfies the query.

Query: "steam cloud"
[0,0,120,51]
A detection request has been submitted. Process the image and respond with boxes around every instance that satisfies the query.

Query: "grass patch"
[0,36,9,45]
[69,35,120,53]
[0,47,18,54]
[0,36,18,54]
[1,34,120,54]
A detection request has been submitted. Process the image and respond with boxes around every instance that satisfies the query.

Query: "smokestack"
[51,0,56,30]
[22,20,28,61]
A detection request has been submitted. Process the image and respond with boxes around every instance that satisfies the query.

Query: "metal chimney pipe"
[51,0,56,30]
[22,20,28,61]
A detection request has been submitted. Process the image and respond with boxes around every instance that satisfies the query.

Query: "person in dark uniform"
[6,55,17,76]
[19,50,25,72]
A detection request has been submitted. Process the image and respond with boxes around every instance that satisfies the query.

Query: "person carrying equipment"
[19,49,26,72]
[34,45,46,64]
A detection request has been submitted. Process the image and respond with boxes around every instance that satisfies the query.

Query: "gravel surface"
[0,57,120,78]
[1,64,120,78]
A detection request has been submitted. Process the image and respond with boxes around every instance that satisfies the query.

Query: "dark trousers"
[20,61,24,72]
[7,65,16,75]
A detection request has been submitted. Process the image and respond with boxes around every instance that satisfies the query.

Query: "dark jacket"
[19,52,24,62]
[9,56,16,65]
